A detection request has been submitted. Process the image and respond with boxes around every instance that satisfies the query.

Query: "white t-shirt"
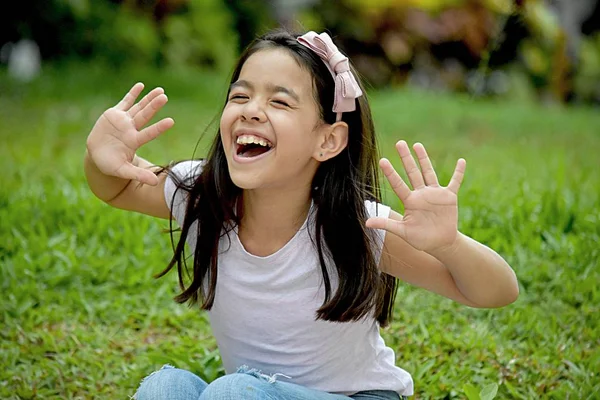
[164,160,414,396]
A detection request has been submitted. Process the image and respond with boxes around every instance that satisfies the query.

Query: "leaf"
[480,383,499,400]
[463,384,481,400]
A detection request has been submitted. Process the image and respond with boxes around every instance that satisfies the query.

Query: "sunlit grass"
[1,63,598,399]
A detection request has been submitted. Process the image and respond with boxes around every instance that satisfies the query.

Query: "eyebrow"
[230,80,300,102]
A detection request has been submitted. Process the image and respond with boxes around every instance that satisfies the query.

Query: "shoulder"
[164,159,205,194]
[164,159,206,224]
[364,200,391,264]
[168,159,205,183]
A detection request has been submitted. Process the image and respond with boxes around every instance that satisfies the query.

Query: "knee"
[200,373,269,400]
[134,366,206,400]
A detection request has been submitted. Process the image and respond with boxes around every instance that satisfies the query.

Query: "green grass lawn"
[1,63,599,399]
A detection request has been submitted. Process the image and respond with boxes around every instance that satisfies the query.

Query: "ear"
[313,121,349,161]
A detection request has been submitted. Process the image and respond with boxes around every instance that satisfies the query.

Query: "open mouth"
[236,135,273,158]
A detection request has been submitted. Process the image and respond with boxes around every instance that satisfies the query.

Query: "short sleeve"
[364,200,391,265]
[164,160,204,226]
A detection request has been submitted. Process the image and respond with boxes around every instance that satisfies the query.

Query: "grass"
[1,62,599,399]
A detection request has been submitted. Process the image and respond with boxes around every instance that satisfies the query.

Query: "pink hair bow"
[297,31,362,121]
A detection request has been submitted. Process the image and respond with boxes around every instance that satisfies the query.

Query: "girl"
[84,30,519,399]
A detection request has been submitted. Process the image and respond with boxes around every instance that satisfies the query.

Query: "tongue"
[240,144,269,158]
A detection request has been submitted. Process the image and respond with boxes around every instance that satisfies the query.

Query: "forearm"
[430,232,519,308]
[83,150,152,203]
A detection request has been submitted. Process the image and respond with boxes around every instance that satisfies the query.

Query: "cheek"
[276,124,319,157]
[220,106,237,137]
[271,108,318,135]
[221,104,236,125]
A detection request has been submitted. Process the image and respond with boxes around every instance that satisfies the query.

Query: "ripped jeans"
[134,365,406,400]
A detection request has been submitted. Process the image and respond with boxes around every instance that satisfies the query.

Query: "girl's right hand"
[86,83,174,186]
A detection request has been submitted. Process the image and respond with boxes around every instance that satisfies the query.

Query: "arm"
[368,141,519,308]
[379,210,518,308]
[84,151,170,219]
[84,83,174,219]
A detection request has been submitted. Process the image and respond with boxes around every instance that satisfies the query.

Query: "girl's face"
[220,48,324,191]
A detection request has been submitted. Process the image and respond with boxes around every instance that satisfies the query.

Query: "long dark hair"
[157,29,398,327]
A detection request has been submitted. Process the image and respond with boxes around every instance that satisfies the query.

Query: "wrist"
[429,231,464,261]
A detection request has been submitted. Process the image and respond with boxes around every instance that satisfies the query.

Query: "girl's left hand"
[366,140,466,254]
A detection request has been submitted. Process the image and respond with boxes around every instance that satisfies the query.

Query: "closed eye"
[272,100,290,107]
[229,94,248,101]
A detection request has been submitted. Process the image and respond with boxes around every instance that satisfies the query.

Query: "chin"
[228,171,263,190]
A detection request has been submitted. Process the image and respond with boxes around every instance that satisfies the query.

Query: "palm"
[366,141,466,253]
[400,185,458,251]
[90,110,140,175]
[86,83,174,185]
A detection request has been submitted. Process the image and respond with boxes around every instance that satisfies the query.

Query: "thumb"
[366,217,407,240]
[116,163,160,186]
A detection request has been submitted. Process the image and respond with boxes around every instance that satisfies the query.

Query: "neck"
[238,184,313,256]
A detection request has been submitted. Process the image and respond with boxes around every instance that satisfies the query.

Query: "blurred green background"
[2,0,600,102]
[1,0,599,399]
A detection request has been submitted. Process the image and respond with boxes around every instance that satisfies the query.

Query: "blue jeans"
[134,365,406,400]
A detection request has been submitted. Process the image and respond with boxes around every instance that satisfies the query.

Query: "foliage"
[3,0,598,102]
[298,0,599,103]
[161,0,238,71]
[463,383,498,400]
[93,3,162,67]
[1,0,237,70]
[0,63,599,399]
[573,33,600,103]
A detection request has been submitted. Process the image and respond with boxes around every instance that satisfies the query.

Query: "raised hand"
[86,83,174,186]
[366,141,466,254]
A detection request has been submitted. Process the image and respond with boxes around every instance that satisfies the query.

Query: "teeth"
[236,135,271,147]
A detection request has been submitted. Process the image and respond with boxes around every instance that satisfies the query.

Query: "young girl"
[84,30,518,399]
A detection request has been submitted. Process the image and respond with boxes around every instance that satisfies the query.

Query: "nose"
[241,99,266,122]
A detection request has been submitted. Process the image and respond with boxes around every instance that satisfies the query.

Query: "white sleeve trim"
[364,200,391,266]
[164,160,204,226]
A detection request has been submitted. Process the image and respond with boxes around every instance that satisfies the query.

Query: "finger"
[447,158,466,194]
[137,117,174,148]
[129,87,165,118]
[366,217,407,240]
[133,94,168,130]
[397,140,425,189]
[413,142,439,186]
[116,163,160,186]
[380,158,411,201]
[115,82,144,111]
